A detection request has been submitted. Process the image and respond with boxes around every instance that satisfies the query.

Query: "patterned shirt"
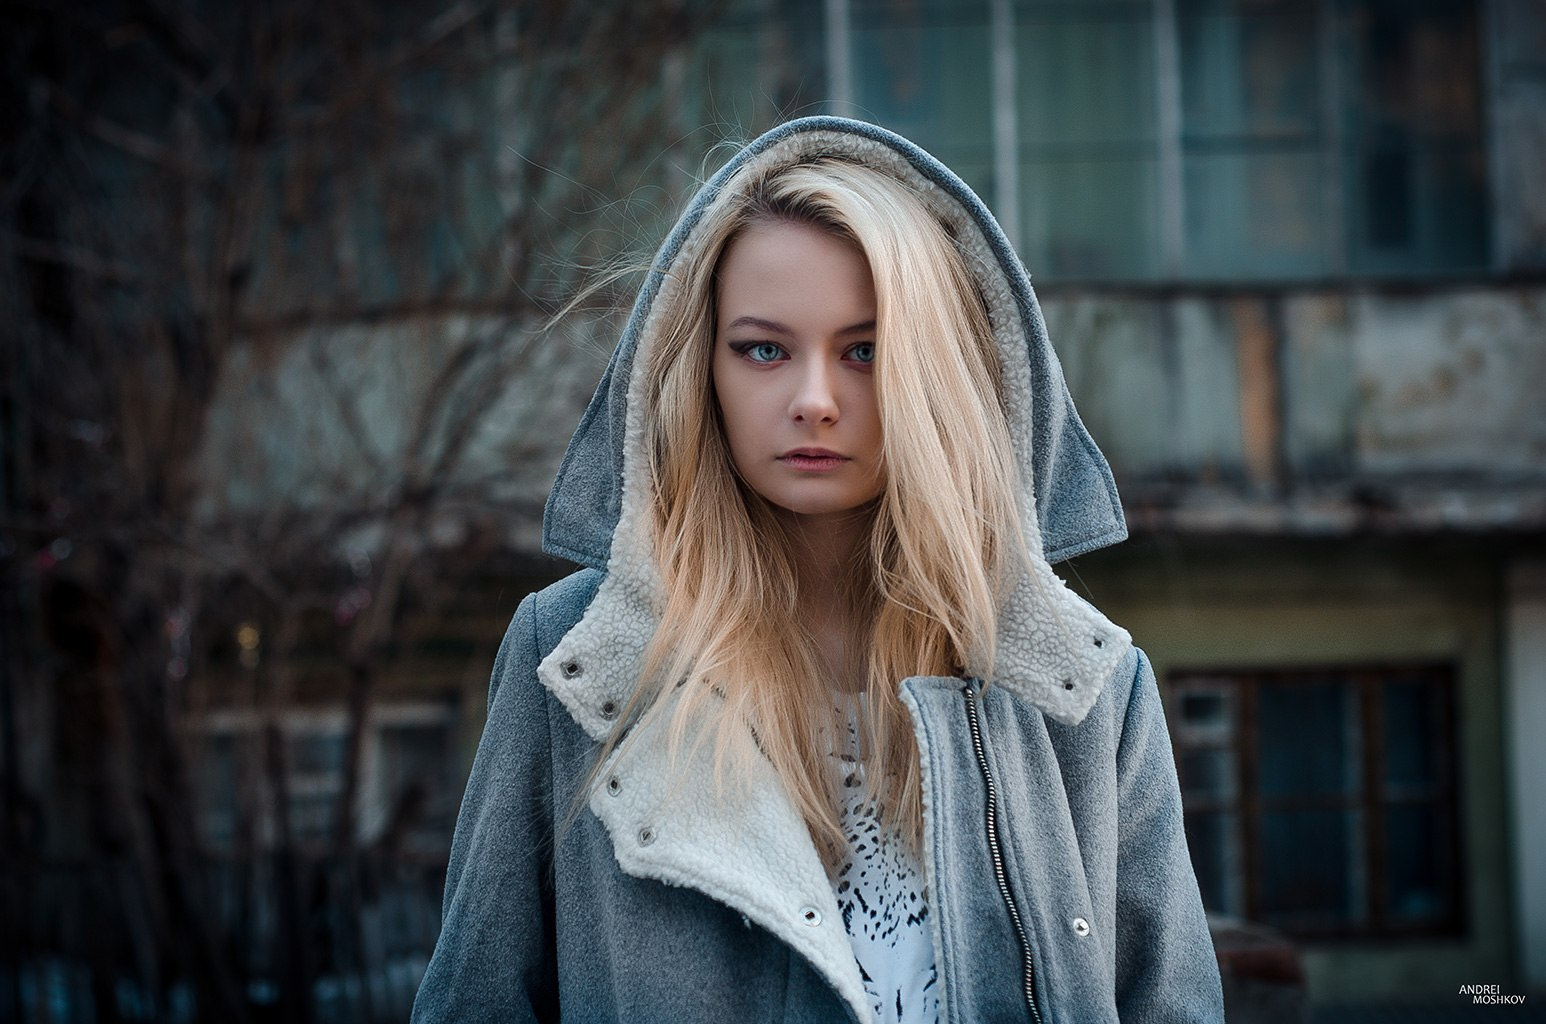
[828,695,941,1024]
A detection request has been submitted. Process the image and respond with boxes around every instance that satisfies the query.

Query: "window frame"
[1167,662,1465,941]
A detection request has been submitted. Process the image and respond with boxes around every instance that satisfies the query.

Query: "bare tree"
[1,1,728,1020]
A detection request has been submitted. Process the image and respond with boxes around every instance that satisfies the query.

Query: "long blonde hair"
[605,156,1027,863]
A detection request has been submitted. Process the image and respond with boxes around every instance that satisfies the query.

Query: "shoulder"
[526,566,605,653]
[488,567,604,709]
[1043,645,1166,781]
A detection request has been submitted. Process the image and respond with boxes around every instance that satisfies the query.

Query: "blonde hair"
[603,157,1027,864]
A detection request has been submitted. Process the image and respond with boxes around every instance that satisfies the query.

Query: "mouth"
[777,448,849,471]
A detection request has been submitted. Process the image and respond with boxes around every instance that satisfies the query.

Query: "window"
[194,704,458,853]
[835,0,1489,282]
[1170,665,1462,938]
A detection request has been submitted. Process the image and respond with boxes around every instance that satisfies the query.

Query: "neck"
[778,504,876,691]
[779,506,869,596]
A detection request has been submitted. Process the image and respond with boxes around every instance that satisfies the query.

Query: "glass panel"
[1017,3,1158,146]
[1258,808,1357,922]
[285,729,346,842]
[1178,0,1319,141]
[1016,1,1160,279]
[1256,678,1358,798]
[1385,803,1446,922]
[1183,149,1324,278]
[1177,0,1324,279]
[289,791,338,841]
[198,733,243,849]
[379,722,456,843]
[1184,810,1240,915]
[1340,0,1488,273]
[289,731,346,778]
[1383,677,1437,792]
[852,0,994,201]
[1175,685,1235,747]
[1021,156,1160,280]
[1181,746,1236,801]
[1180,690,1229,727]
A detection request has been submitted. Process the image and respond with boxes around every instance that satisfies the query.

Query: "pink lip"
[778,447,849,471]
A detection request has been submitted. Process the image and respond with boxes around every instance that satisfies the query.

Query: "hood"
[531,118,1136,1024]
[545,117,1127,572]
[540,116,1131,730]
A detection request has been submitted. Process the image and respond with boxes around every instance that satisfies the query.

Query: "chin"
[766,491,881,519]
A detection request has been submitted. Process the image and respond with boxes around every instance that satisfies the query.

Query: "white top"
[828,696,941,1024]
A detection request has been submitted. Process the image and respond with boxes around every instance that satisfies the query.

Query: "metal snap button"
[1093,636,1105,648]
[600,699,618,720]
[1062,678,1075,691]
[1072,917,1090,937]
[638,826,655,846]
[799,906,822,927]
[561,660,583,678]
[606,776,621,796]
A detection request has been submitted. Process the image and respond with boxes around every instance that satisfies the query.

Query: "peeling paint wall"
[1047,284,1546,532]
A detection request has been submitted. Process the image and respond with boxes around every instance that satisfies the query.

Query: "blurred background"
[2,0,1543,1021]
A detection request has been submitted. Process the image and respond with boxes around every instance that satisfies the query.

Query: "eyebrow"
[724,316,876,336]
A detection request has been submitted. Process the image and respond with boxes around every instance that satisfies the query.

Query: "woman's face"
[712,219,884,521]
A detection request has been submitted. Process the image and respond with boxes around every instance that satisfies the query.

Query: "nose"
[788,358,840,424]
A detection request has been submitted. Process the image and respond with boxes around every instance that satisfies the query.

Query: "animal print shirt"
[829,696,941,1024]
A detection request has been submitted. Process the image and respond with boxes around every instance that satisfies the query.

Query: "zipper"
[962,681,1044,1024]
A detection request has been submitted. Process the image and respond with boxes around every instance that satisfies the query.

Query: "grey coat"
[412,118,1224,1023]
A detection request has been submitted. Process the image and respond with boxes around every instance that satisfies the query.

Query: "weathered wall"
[193,311,616,551]
[1046,284,1546,534]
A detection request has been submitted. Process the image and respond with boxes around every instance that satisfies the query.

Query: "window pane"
[198,733,244,849]
[1340,0,1488,273]
[1022,156,1161,279]
[1179,0,1319,141]
[1256,678,1358,798]
[379,721,456,844]
[1180,689,1229,727]
[1017,1,1160,279]
[1383,677,1438,791]
[1183,149,1324,278]
[1385,803,1447,922]
[1258,808,1359,923]
[1173,680,1236,746]
[289,731,346,778]
[1018,3,1159,147]
[1181,746,1236,801]
[1177,0,1325,279]
[1185,810,1241,915]
[852,0,994,200]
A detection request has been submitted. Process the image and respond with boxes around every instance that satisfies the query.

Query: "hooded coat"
[411,118,1224,1024]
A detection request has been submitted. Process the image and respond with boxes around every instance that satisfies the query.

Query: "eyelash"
[730,341,875,365]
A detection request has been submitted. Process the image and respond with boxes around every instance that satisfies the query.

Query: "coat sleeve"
[1112,649,1225,1022]
[411,592,560,1023]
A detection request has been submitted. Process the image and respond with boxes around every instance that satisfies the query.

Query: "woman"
[412,117,1224,1024]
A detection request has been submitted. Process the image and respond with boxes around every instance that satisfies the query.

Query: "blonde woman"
[412,118,1224,1024]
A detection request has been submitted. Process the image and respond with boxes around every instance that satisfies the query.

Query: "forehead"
[715,220,875,327]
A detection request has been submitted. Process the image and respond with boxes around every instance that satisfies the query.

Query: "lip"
[777,447,850,471]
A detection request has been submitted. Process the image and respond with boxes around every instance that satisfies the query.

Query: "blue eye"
[847,342,876,364]
[745,342,785,363]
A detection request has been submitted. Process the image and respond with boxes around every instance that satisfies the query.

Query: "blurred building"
[682,0,1545,1011]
